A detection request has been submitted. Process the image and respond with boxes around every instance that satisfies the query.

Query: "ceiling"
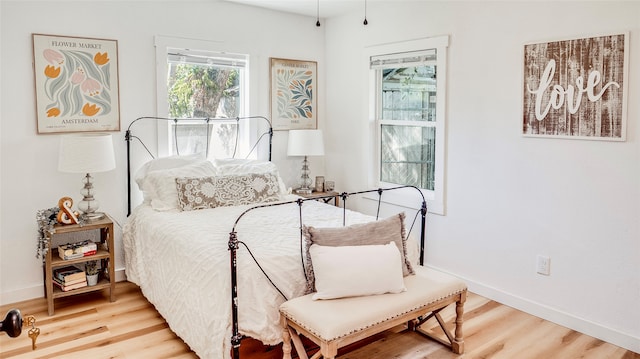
[222,0,371,18]
[222,1,592,18]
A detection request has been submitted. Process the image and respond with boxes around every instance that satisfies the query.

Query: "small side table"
[43,215,116,315]
[298,191,340,207]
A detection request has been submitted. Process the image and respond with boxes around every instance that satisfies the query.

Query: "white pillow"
[213,158,254,167]
[214,159,288,195]
[309,242,406,300]
[135,154,204,192]
[145,160,217,211]
[214,159,277,174]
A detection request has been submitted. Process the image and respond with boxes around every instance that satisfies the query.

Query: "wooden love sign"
[523,33,627,140]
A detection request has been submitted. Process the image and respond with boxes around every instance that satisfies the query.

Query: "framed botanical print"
[270,57,317,130]
[32,34,121,134]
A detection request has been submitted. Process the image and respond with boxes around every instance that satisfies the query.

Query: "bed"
[122,117,426,359]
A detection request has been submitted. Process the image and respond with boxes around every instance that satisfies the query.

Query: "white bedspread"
[123,195,419,359]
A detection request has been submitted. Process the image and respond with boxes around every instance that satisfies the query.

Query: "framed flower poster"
[270,58,317,130]
[523,33,628,140]
[32,34,120,134]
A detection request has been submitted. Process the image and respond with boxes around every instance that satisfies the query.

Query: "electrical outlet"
[536,255,550,275]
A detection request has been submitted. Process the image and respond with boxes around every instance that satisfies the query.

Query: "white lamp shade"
[58,133,116,173]
[287,130,325,157]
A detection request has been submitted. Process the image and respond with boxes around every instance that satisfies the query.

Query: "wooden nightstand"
[298,191,340,207]
[43,215,116,315]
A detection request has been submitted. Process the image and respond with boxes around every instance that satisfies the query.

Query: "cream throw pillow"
[309,242,406,300]
[303,212,413,293]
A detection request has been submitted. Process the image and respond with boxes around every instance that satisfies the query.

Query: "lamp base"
[295,188,313,195]
[82,212,106,222]
[78,173,104,222]
[295,156,313,195]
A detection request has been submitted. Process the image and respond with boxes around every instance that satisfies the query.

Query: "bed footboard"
[228,186,427,359]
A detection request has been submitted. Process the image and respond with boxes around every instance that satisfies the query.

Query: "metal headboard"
[124,116,272,216]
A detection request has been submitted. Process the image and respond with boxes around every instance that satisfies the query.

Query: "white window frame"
[365,36,448,215]
[154,36,252,158]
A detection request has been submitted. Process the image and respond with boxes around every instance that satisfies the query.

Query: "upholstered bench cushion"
[279,266,466,342]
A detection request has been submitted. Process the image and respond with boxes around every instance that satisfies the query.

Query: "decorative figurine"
[324,180,335,192]
[56,196,79,225]
[315,176,325,192]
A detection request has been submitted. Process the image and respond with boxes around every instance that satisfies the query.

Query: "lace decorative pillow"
[175,172,282,211]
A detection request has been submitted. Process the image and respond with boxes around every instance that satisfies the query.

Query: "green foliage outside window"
[166,63,242,157]
[168,64,239,118]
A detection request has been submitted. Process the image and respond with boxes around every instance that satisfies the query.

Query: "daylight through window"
[368,36,448,214]
[165,48,248,158]
[373,50,437,190]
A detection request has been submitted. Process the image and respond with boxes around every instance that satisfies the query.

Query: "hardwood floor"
[0,281,637,359]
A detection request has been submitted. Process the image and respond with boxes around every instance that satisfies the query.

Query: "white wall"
[2,0,638,353]
[324,1,639,352]
[0,0,324,303]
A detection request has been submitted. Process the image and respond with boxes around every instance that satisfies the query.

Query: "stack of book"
[53,265,87,291]
[58,240,97,260]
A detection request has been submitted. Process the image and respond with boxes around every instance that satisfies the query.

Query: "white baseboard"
[114,268,127,282]
[427,265,640,354]
[0,268,128,307]
[0,285,44,307]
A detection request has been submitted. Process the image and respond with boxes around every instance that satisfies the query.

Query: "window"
[367,36,448,214]
[374,50,437,190]
[155,36,251,159]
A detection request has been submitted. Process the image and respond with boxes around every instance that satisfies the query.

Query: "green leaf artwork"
[271,58,317,130]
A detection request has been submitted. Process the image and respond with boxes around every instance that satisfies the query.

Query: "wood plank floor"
[0,281,637,359]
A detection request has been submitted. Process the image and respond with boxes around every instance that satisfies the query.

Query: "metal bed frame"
[228,187,427,358]
[124,117,427,359]
[125,115,273,216]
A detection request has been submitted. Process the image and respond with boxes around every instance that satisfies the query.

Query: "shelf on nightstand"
[51,249,110,268]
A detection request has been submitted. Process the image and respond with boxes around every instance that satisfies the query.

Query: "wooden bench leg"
[451,291,466,354]
[282,317,293,359]
[411,291,466,355]
[282,319,310,359]
[320,342,338,359]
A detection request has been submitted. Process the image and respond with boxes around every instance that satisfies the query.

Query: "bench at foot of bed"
[279,266,467,359]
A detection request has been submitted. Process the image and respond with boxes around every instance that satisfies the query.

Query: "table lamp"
[58,133,116,221]
[287,129,324,194]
